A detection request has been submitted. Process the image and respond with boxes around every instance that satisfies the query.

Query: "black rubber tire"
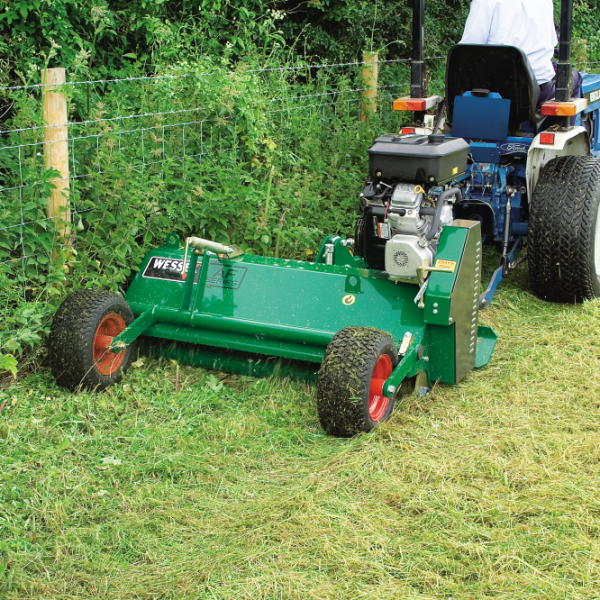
[316,326,399,437]
[528,155,600,302]
[49,290,135,391]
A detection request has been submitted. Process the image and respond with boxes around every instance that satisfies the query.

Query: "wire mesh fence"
[3,51,598,296]
[1,56,439,299]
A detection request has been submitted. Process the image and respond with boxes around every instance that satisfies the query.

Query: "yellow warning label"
[434,259,457,273]
[342,294,356,306]
[452,166,459,174]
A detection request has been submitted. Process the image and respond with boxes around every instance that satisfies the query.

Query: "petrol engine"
[355,133,469,283]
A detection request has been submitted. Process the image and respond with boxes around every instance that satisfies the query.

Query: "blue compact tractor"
[358,0,600,307]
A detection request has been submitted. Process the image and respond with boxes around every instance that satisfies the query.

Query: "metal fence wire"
[0,58,425,295]
[1,55,597,299]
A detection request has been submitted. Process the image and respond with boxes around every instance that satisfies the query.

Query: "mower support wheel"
[49,290,135,391]
[528,155,600,302]
[316,326,399,437]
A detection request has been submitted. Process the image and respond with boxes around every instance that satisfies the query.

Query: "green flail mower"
[49,221,496,437]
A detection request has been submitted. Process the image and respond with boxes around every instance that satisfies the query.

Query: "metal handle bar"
[187,237,234,255]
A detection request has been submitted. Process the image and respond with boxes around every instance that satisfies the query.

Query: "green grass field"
[2,262,600,599]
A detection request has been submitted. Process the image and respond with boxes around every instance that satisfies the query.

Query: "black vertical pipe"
[410,0,425,99]
[555,0,573,102]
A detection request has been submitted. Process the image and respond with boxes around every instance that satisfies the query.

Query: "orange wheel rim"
[368,354,393,421]
[93,313,126,376]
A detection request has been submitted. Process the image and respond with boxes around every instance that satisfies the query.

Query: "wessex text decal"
[142,256,247,289]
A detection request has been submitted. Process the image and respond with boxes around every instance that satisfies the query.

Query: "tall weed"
[0,56,402,377]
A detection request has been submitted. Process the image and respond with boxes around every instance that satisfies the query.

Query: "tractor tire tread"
[528,155,600,302]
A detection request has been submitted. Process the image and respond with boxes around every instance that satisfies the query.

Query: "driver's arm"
[460,0,493,44]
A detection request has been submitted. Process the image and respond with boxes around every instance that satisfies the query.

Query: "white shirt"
[460,0,557,84]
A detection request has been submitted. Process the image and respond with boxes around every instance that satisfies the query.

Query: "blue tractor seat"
[445,44,541,135]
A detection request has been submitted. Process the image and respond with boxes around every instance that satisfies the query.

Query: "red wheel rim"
[369,354,393,422]
[93,313,127,376]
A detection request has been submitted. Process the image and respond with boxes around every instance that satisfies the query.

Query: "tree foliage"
[2,0,597,89]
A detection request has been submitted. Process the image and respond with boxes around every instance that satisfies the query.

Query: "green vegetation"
[0,0,467,85]
[2,2,600,596]
[1,58,411,371]
[2,268,600,598]
[1,1,599,89]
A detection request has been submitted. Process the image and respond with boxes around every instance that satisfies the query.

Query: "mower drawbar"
[48,223,496,437]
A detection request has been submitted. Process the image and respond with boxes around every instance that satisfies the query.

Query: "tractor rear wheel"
[49,290,135,391]
[316,326,399,437]
[528,155,600,302]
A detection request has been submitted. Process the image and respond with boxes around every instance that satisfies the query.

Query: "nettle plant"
[1,54,402,376]
[65,57,375,277]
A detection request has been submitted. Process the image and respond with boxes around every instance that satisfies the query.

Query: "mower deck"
[115,224,496,390]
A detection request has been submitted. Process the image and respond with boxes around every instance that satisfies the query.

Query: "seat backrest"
[445,44,540,131]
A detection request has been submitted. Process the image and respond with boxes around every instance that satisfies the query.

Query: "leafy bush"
[1,0,599,95]
[0,54,404,378]
[0,269,51,380]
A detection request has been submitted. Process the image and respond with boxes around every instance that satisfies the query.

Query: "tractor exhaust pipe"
[425,187,462,241]
[555,0,573,102]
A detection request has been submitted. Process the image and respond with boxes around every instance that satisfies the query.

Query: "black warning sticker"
[586,88,600,104]
[142,256,247,290]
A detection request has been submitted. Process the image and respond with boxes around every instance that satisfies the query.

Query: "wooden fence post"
[360,52,379,121]
[41,68,70,253]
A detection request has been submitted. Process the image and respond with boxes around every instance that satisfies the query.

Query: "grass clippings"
[1,264,600,599]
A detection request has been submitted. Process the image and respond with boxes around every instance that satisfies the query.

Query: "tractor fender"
[526,126,590,199]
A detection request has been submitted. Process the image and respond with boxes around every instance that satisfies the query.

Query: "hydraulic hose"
[424,187,462,240]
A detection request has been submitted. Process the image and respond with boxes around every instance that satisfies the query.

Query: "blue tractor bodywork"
[447,66,600,305]
[393,40,600,307]
[582,73,600,152]
[361,0,600,308]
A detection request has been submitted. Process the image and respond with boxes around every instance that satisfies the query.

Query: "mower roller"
[49,0,600,436]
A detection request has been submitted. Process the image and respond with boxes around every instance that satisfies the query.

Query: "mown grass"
[2,263,600,599]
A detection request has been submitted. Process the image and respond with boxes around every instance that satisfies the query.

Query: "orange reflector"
[401,127,416,134]
[540,133,555,145]
[540,101,577,116]
[393,98,426,111]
